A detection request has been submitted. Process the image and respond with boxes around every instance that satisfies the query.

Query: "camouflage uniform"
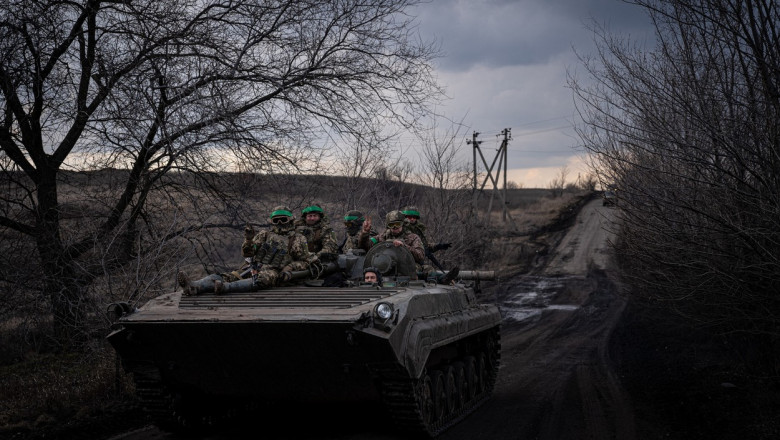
[178,206,310,295]
[341,210,377,253]
[402,206,431,250]
[295,204,338,262]
[402,206,456,282]
[243,208,311,288]
[359,210,425,265]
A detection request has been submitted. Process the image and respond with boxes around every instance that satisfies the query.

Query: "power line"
[512,124,573,137]
[513,115,573,128]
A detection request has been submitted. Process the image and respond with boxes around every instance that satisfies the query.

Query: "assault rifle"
[424,242,451,271]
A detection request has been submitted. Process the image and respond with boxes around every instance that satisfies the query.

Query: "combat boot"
[439,266,460,285]
[214,278,258,294]
[177,273,221,296]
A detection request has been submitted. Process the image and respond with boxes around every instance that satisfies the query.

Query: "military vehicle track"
[377,328,500,436]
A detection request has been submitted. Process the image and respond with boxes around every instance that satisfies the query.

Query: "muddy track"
[440,198,632,440]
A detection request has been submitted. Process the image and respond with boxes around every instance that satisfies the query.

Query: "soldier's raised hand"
[362,216,372,233]
[244,223,256,240]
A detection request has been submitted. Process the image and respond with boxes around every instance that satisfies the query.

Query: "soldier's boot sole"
[182,274,221,295]
[440,266,460,285]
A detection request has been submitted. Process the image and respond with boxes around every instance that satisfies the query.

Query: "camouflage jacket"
[405,220,431,250]
[295,218,338,260]
[343,227,377,254]
[241,228,310,272]
[360,228,425,264]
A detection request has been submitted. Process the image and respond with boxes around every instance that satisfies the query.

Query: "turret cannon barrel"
[453,270,495,281]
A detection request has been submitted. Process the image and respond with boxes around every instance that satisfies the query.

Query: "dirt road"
[440,198,633,440]
[110,198,631,440]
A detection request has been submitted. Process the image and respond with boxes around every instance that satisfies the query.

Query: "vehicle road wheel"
[443,366,457,416]
[463,356,478,401]
[419,373,435,426]
[429,370,446,422]
[476,353,487,394]
[452,362,466,409]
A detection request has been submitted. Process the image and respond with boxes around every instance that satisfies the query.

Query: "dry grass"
[0,343,134,436]
[480,190,593,275]
[495,191,588,235]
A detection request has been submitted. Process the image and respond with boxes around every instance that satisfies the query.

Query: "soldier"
[340,209,377,253]
[402,205,451,271]
[359,210,425,265]
[177,206,310,295]
[402,205,451,253]
[363,266,383,286]
[295,204,338,262]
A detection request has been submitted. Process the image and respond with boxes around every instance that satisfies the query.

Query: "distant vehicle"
[107,244,501,437]
[602,189,617,206]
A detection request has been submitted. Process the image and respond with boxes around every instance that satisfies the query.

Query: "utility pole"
[502,128,510,221]
[469,128,516,227]
[467,131,482,213]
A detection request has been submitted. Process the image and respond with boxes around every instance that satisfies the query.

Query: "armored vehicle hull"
[108,251,501,436]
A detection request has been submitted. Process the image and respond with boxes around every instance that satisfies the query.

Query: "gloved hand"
[280,271,293,282]
[434,242,451,251]
[244,224,256,240]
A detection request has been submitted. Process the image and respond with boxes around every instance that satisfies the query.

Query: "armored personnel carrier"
[107,242,501,437]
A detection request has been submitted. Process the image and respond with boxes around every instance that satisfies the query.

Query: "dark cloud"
[407,0,654,186]
[414,0,650,72]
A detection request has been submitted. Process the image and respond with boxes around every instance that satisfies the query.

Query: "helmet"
[385,210,405,225]
[402,206,421,219]
[269,206,293,221]
[343,210,364,222]
[302,204,324,216]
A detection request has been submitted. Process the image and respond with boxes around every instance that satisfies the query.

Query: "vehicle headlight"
[375,302,394,320]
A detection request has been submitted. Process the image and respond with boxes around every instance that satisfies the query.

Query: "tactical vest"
[253,231,296,269]
[298,226,323,253]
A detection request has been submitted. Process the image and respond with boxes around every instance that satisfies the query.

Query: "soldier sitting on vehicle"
[177,206,311,295]
[402,206,451,255]
[295,204,338,262]
[401,205,459,280]
[339,209,377,254]
[358,210,425,266]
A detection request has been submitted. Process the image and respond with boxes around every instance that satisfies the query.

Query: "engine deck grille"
[179,288,396,309]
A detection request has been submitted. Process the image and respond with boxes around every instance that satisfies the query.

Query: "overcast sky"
[408,0,654,188]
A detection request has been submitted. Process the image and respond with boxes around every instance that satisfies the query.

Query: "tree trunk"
[35,168,87,346]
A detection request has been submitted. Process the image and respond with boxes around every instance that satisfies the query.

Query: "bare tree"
[411,116,474,260]
[0,0,441,345]
[571,0,780,340]
[575,172,597,191]
[547,165,569,198]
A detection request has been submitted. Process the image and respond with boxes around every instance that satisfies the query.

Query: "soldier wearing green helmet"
[402,205,451,253]
[401,205,430,250]
[340,209,377,253]
[177,206,311,295]
[295,203,338,262]
[401,205,455,276]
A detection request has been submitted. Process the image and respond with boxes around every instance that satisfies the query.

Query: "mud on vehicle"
[107,243,501,437]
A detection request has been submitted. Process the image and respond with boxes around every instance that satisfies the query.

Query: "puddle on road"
[500,276,580,323]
